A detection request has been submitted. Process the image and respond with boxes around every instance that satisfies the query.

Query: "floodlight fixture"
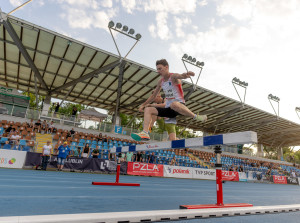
[181,53,205,91]
[116,23,122,29]
[268,94,280,102]
[128,28,135,35]
[268,93,280,117]
[122,25,128,32]
[232,77,248,107]
[107,20,142,60]
[108,21,115,28]
[135,33,142,40]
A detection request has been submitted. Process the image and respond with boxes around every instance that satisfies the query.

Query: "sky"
[1,0,300,126]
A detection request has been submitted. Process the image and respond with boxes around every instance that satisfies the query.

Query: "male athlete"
[131,59,207,141]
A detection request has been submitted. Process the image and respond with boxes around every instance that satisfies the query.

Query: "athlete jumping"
[131,59,207,141]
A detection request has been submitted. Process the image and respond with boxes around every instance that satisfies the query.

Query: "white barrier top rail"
[110,131,257,153]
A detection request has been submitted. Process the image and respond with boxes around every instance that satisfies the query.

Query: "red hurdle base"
[180,203,253,209]
[180,169,252,209]
[92,164,140,187]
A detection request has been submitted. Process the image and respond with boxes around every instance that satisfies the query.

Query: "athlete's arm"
[145,103,166,108]
[139,80,162,112]
[171,71,195,80]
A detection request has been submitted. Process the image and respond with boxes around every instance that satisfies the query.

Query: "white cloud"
[121,0,136,13]
[9,0,23,7]
[217,0,253,21]
[174,17,191,38]
[56,0,117,30]
[143,0,197,14]
[154,12,171,40]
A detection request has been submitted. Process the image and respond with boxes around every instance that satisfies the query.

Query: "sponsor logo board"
[222,171,239,181]
[273,175,287,184]
[193,168,216,180]
[163,165,193,179]
[0,149,27,168]
[127,162,164,177]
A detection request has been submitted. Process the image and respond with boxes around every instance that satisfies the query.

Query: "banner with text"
[127,162,164,177]
[222,171,239,181]
[0,149,27,169]
[238,172,248,182]
[286,177,298,185]
[193,168,216,180]
[272,175,287,184]
[163,165,194,179]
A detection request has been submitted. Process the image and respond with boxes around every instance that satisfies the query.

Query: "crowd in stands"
[1,118,300,179]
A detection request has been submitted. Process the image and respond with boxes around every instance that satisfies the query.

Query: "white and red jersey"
[161,73,185,108]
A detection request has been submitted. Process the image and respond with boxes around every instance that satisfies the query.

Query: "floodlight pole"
[232,77,248,108]
[268,94,280,118]
[8,0,33,16]
[295,107,300,120]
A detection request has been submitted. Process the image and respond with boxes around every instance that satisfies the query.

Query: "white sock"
[193,114,197,120]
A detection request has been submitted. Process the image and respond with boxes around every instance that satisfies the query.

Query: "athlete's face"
[156,64,169,77]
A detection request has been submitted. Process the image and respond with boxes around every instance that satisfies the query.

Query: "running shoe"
[131,131,150,141]
[195,114,208,122]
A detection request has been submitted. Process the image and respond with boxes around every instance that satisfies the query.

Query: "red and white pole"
[214,146,224,206]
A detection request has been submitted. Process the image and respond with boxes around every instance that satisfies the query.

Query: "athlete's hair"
[156,59,169,67]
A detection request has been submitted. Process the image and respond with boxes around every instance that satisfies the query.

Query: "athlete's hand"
[144,104,151,108]
[186,71,195,77]
[138,105,145,112]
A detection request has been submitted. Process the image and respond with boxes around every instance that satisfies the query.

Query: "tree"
[49,102,87,116]
[22,92,45,109]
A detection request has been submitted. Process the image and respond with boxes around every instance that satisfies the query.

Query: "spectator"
[135,151,142,162]
[148,152,156,164]
[34,120,42,133]
[3,141,11,149]
[56,141,70,171]
[22,141,32,152]
[102,136,108,143]
[5,126,15,133]
[238,165,244,172]
[81,144,90,158]
[41,140,52,171]
[10,132,21,145]
[27,119,34,128]
[170,156,177,166]
[54,102,60,117]
[98,133,103,141]
[71,106,77,121]
[125,152,133,162]
[48,121,56,133]
[70,128,75,136]
[92,146,100,158]
[12,140,21,150]
[41,120,49,134]
[141,151,146,163]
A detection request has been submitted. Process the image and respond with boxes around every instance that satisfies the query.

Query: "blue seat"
[91,144,97,149]
[0,137,8,144]
[19,139,27,147]
[92,140,97,145]
[98,141,103,146]
[86,140,91,145]
[79,139,86,144]
[0,127,4,136]
[103,155,108,160]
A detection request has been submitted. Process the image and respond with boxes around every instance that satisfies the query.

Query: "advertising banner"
[286,177,298,185]
[272,175,287,184]
[193,168,216,180]
[238,172,248,182]
[163,165,193,179]
[127,162,164,177]
[24,152,126,173]
[222,171,239,181]
[0,149,27,168]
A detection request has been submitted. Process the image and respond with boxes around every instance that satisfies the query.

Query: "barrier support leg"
[180,146,252,209]
[92,160,140,187]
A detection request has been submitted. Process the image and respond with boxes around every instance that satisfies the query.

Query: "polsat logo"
[0,157,16,165]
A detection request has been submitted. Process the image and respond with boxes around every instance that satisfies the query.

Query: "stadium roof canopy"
[1,14,300,148]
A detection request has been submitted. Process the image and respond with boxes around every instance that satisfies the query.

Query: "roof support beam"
[206,107,242,129]
[50,59,121,94]
[113,61,126,126]
[1,19,49,91]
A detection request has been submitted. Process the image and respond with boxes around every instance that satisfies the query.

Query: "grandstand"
[0,13,300,181]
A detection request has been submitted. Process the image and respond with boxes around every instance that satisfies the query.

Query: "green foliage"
[22,92,45,109]
[50,102,87,116]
